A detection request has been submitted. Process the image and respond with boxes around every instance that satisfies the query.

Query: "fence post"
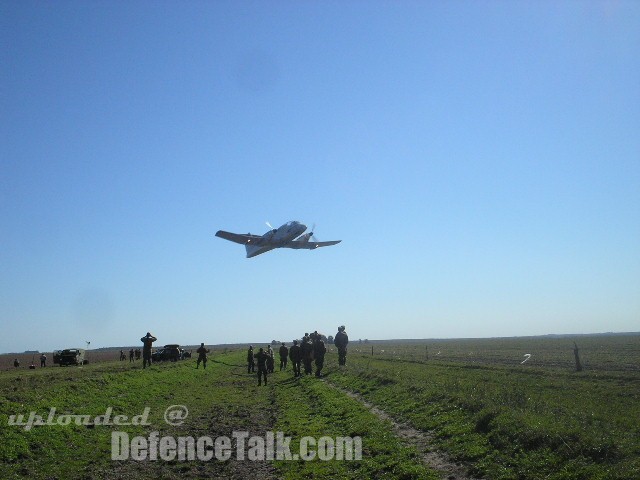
[573,342,583,372]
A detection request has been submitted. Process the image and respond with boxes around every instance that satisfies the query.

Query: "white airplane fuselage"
[245,221,308,258]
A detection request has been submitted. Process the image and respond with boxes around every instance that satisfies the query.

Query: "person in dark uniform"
[254,347,269,386]
[289,340,302,377]
[196,343,210,369]
[301,334,314,375]
[140,332,157,369]
[247,346,255,373]
[313,333,327,377]
[40,354,47,367]
[266,349,275,373]
[266,345,275,373]
[279,342,288,371]
[334,325,349,366]
[13,358,20,368]
[129,349,134,362]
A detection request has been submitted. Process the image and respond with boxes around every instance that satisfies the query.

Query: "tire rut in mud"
[325,380,484,480]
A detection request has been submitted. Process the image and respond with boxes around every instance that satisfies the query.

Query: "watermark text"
[112,431,362,462]
[8,407,151,431]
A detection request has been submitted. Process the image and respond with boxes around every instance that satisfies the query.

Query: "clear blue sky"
[1,1,639,353]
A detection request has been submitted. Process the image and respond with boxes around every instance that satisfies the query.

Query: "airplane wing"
[215,230,263,245]
[283,240,341,250]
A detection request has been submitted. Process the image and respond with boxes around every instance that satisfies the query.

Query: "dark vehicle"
[164,344,181,361]
[151,349,165,362]
[59,349,87,366]
[152,344,182,362]
[52,350,62,365]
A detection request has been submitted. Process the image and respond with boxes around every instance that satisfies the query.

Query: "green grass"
[1,357,256,478]
[273,375,437,479]
[2,336,639,479]
[325,343,640,480]
[0,351,438,479]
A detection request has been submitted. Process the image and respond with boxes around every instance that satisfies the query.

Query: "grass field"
[1,334,639,479]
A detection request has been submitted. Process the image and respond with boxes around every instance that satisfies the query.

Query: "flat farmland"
[1,350,125,371]
[1,334,638,479]
[348,334,640,372]
[335,334,640,479]
[1,346,213,372]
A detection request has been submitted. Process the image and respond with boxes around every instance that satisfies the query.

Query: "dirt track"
[325,380,483,480]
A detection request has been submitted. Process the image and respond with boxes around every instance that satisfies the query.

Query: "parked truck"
[58,348,87,366]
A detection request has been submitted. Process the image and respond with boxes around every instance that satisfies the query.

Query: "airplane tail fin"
[245,244,260,258]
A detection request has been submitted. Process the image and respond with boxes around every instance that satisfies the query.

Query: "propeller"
[309,223,317,242]
[265,221,277,235]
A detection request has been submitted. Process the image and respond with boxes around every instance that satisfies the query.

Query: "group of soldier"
[120,348,142,362]
[12,353,47,369]
[136,325,349,385]
[247,326,349,386]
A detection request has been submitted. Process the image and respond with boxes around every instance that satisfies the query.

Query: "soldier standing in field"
[279,342,288,371]
[254,347,269,386]
[301,334,314,375]
[334,325,349,366]
[129,348,134,362]
[140,332,157,369]
[289,340,302,377]
[247,346,255,373]
[196,343,210,369]
[266,347,275,373]
[313,333,327,377]
[40,353,47,367]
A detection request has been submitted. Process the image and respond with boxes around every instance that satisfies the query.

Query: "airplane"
[215,221,341,258]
